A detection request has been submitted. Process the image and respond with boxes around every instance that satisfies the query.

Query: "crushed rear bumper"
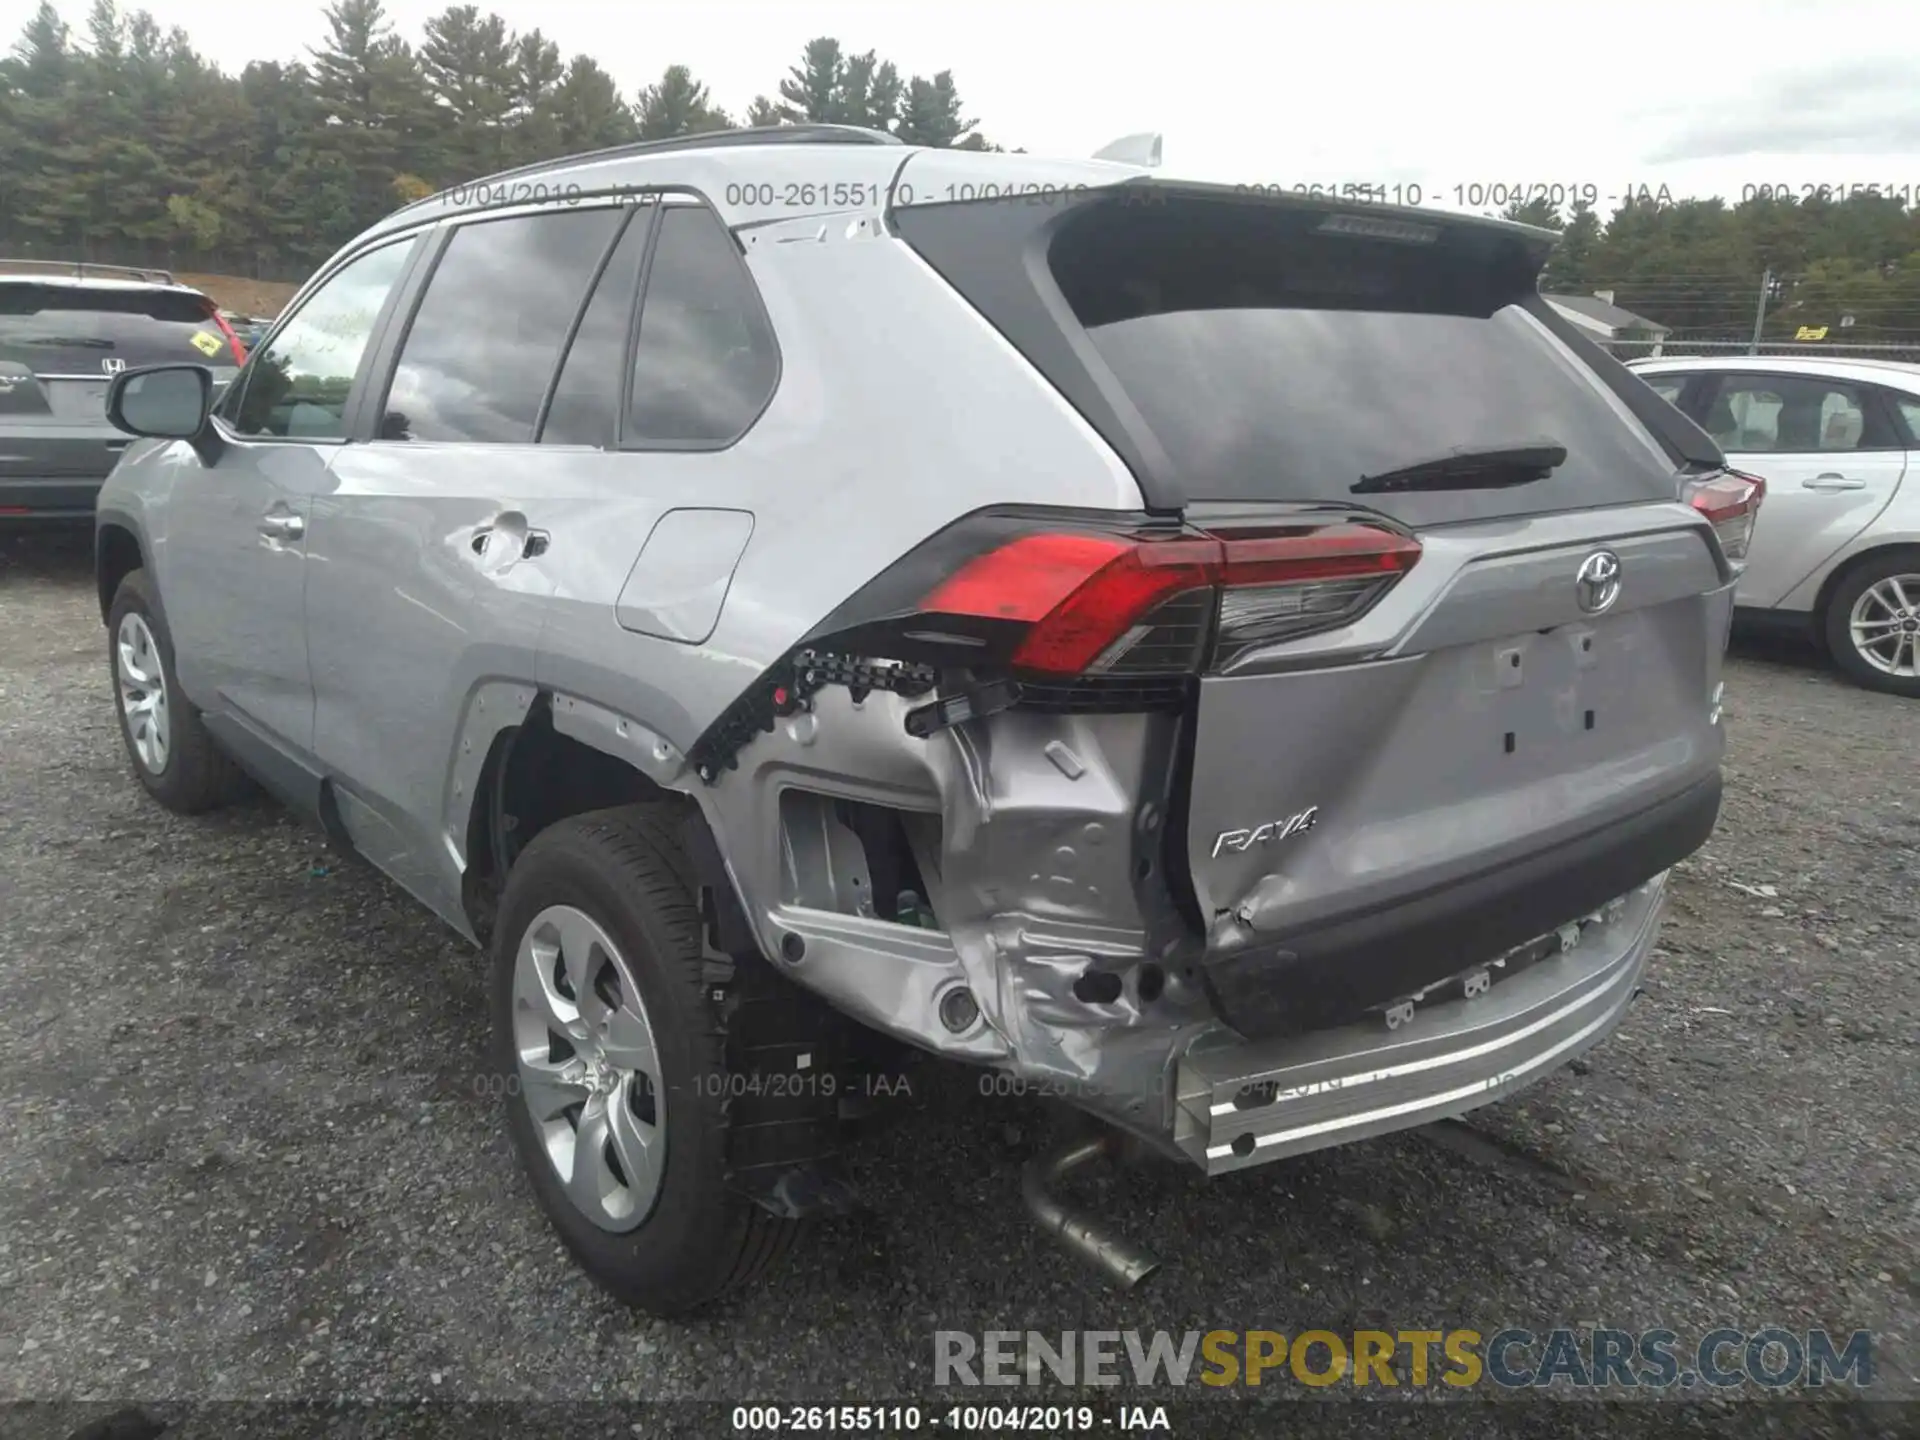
[1197,775,1718,1040]
[1171,871,1668,1176]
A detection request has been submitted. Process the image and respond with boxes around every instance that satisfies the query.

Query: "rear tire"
[490,803,798,1316]
[106,568,249,813]
[1823,551,1920,698]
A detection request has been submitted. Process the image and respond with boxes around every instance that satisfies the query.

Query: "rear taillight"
[1683,469,1765,562]
[918,523,1421,677]
[208,309,249,365]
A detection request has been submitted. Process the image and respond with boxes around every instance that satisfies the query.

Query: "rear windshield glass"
[0,283,228,374]
[1052,202,1677,524]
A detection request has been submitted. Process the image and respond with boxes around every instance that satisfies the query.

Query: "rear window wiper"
[1352,440,1567,494]
[11,335,114,349]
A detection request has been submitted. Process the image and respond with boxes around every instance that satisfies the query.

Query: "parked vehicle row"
[1,260,245,522]
[88,125,1758,1314]
[1628,355,1920,697]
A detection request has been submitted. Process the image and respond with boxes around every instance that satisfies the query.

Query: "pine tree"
[777,37,840,123]
[507,28,563,164]
[894,71,972,147]
[635,65,731,140]
[1,2,85,249]
[419,4,514,175]
[833,50,900,130]
[308,0,439,228]
[551,55,635,151]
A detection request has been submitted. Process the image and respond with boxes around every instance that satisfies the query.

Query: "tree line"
[0,0,996,279]
[2,0,1917,343]
[1511,192,1920,343]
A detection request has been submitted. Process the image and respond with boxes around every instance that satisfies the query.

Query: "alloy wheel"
[510,904,667,1232]
[1847,572,1920,679]
[116,612,171,773]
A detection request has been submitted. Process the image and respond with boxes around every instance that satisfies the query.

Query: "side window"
[540,207,651,448]
[1898,396,1920,444]
[1702,374,1871,453]
[224,238,415,439]
[1643,376,1686,406]
[626,205,779,446]
[380,206,625,444]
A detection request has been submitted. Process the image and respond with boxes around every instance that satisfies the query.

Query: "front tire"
[490,804,798,1315]
[106,568,249,813]
[1823,552,1920,698]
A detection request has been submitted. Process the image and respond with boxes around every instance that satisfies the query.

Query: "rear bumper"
[1198,772,1720,1040]
[0,476,104,521]
[1172,872,1667,1175]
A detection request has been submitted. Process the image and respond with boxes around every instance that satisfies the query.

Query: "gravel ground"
[2,528,1915,1438]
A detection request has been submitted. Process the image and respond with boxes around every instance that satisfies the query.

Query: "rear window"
[1049,200,1679,524]
[0,283,229,374]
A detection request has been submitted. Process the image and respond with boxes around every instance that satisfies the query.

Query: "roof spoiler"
[1092,132,1162,167]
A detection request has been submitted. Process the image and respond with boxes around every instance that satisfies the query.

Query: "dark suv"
[1,261,246,522]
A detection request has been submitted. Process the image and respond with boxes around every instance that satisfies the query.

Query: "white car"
[1629,355,1920,696]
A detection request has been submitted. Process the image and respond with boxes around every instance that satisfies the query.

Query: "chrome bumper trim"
[1172,875,1667,1176]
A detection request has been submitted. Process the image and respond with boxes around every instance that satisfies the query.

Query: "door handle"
[260,511,305,540]
[1802,474,1866,492]
[470,515,547,567]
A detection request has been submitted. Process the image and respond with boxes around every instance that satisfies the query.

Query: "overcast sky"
[111,0,1920,214]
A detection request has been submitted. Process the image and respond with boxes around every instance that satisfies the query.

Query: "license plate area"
[1370,892,1631,1032]
[1484,618,1615,763]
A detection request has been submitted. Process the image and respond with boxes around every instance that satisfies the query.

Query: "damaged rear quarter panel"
[514,209,1220,1128]
[695,682,1217,1143]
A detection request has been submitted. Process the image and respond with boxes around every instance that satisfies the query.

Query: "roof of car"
[1629,353,1920,393]
[370,127,1147,240]
[362,124,1555,253]
[0,271,212,302]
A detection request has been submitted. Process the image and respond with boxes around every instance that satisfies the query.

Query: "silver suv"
[93,125,1757,1315]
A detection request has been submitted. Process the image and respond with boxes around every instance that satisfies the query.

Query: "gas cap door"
[614,507,756,644]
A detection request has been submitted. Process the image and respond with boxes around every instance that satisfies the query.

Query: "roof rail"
[0,257,178,284]
[398,124,905,215]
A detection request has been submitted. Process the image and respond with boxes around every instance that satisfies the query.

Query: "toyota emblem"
[1575,550,1623,614]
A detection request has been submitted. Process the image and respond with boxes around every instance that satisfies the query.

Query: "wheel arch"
[1809,537,1920,649]
[454,686,755,954]
[95,511,148,623]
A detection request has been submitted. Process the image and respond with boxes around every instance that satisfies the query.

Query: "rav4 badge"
[1211,806,1319,859]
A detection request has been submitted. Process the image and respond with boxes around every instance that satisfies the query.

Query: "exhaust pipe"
[1021,1133,1161,1289]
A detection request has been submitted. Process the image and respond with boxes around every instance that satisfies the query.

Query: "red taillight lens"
[918,523,1421,676]
[920,532,1137,622]
[208,309,249,365]
[1683,469,1766,562]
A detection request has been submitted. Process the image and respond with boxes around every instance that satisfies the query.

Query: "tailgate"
[893,177,1736,1038]
[1183,511,1731,1036]
[0,368,128,481]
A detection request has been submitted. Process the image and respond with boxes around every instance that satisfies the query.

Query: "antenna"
[1092,133,1162,167]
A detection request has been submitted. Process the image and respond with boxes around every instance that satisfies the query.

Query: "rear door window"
[1641,374,1687,406]
[1699,374,1894,453]
[380,206,626,444]
[623,204,779,448]
[0,283,227,374]
[540,207,651,448]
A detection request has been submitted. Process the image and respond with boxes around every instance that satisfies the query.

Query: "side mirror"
[106,363,223,463]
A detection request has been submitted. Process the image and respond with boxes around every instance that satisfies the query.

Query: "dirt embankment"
[175,272,301,317]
